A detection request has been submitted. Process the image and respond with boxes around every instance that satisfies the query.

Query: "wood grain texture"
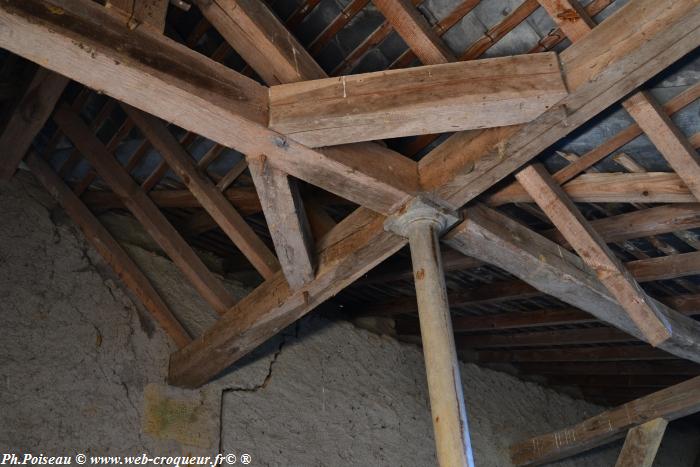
[372,0,454,64]
[0,0,416,214]
[195,0,326,85]
[0,67,68,180]
[53,106,236,315]
[624,91,700,202]
[269,53,567,147]
[509,377,700,466]
[615,418,668,467]
[123,105,280,279]
[488,172,697,205]
[25,151,192,348]
[248,155,315,289]
[515,164,672,346]
[419,0,700,208]
[444,204,700,364]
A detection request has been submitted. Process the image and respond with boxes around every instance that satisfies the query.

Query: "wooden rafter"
[488,172,700,206]
[122,105,281,280]
[509,376,700,466]
[52,106,237,315]
[25,151,192,348]
[515,164,672,346]
[623,91,700,202]
[371,0,455,64]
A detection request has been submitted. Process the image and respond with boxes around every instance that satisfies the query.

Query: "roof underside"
[2,0,700,406]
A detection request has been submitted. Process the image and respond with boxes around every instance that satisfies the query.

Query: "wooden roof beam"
[25,151,192,348]
[53,106,236,316]
[371,0,455,64]
[0,0,416,215]
[268,53,568,147]
[516,164,672,346]
[444,204,700,363]
[510,376,700,466]
[122,105,280,280]
[488,172,700,205]
[194,0,326,85]
[623,91,700,202]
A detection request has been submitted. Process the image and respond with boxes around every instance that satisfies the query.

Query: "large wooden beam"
[0,67,68,180]
[25,151,192,348]
[419,0,700,208]
[122,106,280,280]
[0,0,416,214]
[516,164,671,346]
[615,418,668,467]
[168,208,406,388]
[371,0,455,64]
[53,106,236,316]
[509,377,700,466]
[247,155,315,289]
[443,204,700,364]
[268,53,568,147]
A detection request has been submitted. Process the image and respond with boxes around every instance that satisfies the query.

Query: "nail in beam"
[385,198,474,467]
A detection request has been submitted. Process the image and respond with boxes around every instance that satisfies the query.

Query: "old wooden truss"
[2,0,700,465]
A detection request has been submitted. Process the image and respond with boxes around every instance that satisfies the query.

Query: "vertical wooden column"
[385,198,474,467]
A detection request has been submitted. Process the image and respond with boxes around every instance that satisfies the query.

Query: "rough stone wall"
[1,172,699,466]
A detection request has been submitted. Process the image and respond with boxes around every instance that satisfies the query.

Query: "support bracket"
[384,196,460,238]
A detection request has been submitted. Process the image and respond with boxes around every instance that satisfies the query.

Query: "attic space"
[1,0,700,466]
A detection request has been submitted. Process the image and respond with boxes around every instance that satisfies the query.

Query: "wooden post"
[385,198,473,467]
